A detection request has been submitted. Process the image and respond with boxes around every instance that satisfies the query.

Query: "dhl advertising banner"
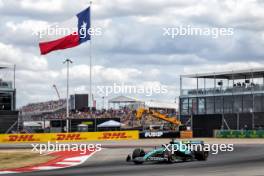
[0,131,139,143]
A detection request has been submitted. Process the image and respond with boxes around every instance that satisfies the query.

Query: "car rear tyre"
[163,150,174,163]
[194,151,209,161]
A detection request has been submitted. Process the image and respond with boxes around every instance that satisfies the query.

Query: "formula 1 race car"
[126,139,209,164]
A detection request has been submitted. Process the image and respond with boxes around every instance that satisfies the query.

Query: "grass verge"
[0,150,56,170]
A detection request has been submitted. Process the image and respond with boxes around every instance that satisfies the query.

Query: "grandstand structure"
[20,95,178,133]
[0,65,18,133]
[179,68,264,137]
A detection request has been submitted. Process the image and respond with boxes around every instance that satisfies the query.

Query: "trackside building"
[179,68,264,137]
[0,66,18,133]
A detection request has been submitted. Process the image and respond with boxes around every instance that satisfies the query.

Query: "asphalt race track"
[2,144,264,176]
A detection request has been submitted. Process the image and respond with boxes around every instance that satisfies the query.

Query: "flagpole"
[63,59,73,133]
[89,1,93,111]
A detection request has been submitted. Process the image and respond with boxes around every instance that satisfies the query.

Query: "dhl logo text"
[7,134,39,142]
[54,133,85,141]
[98,132,131,140]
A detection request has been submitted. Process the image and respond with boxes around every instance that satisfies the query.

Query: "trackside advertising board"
[0,131,139,143]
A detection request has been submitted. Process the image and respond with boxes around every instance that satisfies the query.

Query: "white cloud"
[1,0,264,107]
[0,42,48,71]
[183,62,264,75]
[20,0,63,12]
[60,64,142,82]
[6,20,49,33]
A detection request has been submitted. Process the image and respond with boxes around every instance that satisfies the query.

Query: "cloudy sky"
[1,0,264,108]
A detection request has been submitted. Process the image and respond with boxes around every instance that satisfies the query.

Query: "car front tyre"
[132,148,145,164]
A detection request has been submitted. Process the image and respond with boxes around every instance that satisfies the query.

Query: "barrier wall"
[193,114,222,137]
[0,131,139,143]
[0,111,18,133]
[215,130,264,138]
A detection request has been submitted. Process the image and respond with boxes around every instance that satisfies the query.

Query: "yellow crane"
[136,107,192,138]
[136,108,182,126]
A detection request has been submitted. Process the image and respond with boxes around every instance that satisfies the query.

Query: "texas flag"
[39,7,90,55]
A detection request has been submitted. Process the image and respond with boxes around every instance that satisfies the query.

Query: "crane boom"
[53,84,61,100]
[136,108,181,126]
